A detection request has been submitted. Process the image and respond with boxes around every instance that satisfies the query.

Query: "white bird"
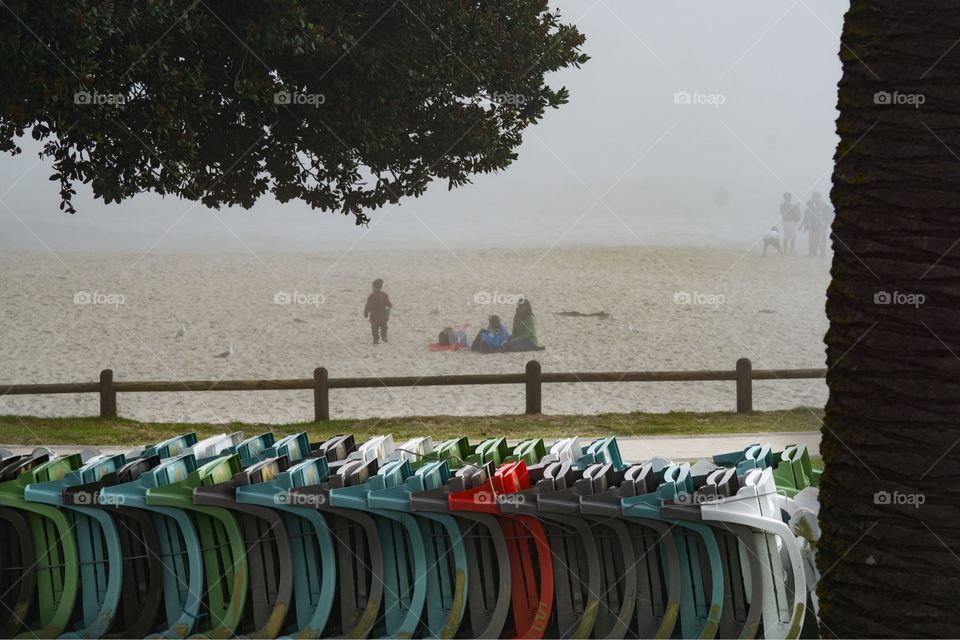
[175,322,187,339]
[214,343,234,358]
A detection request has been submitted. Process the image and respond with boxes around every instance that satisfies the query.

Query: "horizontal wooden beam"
[0,382,101,395]
[0,367,827,396]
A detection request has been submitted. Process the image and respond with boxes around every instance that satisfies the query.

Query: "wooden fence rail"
[0,358,827,420]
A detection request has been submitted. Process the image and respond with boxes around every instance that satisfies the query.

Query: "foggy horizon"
[0,0,844,254]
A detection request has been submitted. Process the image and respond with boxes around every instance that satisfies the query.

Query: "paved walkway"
[1,431,820,462]
[616,431,820,461]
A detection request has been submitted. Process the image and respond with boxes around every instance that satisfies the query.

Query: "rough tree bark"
[821,1,960,637]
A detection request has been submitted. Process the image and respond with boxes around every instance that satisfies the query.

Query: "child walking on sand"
[364,278,392,344]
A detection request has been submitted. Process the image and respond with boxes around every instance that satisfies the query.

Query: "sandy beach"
[0,246,830,423]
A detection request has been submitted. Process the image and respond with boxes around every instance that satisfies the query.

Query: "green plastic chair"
[0,450,57,637]
[505,437,548,466]
[146,453,248,639]
[423,437,472,469]
[193,453,294,638]
[190,431,309,638]
[772,444,820,497]
[24,453,127,639]
[0,453,82,638]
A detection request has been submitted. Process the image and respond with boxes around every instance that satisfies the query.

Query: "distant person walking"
[762,226,784,257]
[363,278,392,344]
[801,192,831,257]
[779,193,802,254]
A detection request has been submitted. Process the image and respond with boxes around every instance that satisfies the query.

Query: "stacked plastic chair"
[0,435,821,639]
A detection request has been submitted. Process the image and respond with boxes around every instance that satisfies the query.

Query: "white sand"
[0,246,829,423]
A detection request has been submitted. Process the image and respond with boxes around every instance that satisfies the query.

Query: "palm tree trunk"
[821,1,960,636]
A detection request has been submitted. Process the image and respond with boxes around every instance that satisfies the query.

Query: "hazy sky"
[0,0,846,252]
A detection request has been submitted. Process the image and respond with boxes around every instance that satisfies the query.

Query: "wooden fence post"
[736,358,752,413]
[99,369,117,418]
[525,360,542,415]
[314,367,329,422]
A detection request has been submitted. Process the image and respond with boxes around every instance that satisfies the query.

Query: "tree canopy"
[0,0,587,223]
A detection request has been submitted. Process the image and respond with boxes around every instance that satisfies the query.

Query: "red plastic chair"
[449,460,555,639]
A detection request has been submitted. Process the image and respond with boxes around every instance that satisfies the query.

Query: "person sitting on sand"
[506,299,545,352]
[471,315,510,353]
[762,226,784,257]
[363,278,392,345]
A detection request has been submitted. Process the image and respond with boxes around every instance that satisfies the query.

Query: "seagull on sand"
[214,343,234,358]
[175,322,187,339]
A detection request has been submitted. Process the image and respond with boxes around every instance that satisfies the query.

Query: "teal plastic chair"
[409,460,511,639]
[100,454,205,639]
[24,453,127,639]
[145,454,249,639]
[624,462,724,639]
[368,458,469,638]
[236,455,337,638]
[288,436,388,639]
[669,462,765,639]
[330,457,428,638]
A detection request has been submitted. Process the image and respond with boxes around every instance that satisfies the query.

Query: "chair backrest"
[268,432,310,464]
[141,432,199,459]
[233,432,276,466]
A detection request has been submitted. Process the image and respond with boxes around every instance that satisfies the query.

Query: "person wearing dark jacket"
[363,279,392,344]
[471,315,510,353]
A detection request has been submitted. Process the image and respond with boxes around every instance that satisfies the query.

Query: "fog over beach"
[0,0,843,422]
